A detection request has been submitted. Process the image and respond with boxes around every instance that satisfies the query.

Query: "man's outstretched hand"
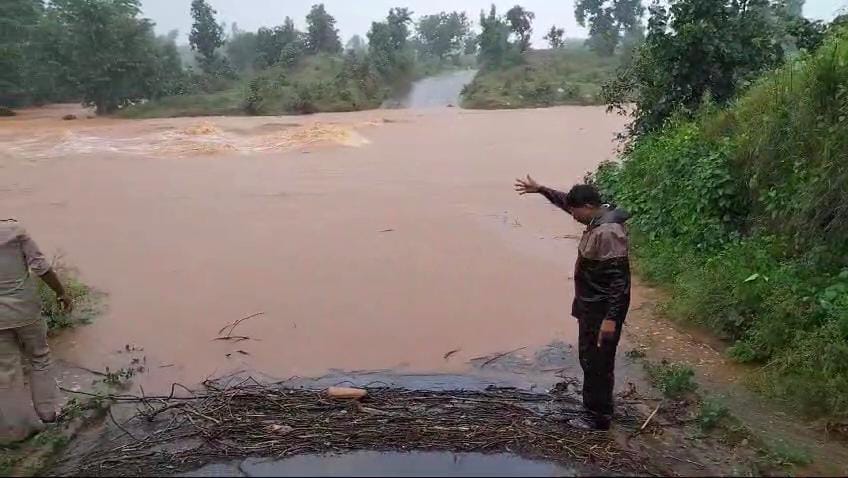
[514,175,542,195]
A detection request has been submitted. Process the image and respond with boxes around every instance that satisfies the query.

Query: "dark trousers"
[577,317,623,417]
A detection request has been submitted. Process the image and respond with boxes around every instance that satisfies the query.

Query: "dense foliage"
[574,0,645,56]
[593,27,848,417]
[505,5,535,53]
[604,0,828,138]
[305,3,342,54]
[0,1,479,116]
[543,26,566,49]
[189,0,225,74]
[415,12,472,60]
[477,5,515,67]
[462,47,621,109]
[0,0,186,112]
[466,5,624,110]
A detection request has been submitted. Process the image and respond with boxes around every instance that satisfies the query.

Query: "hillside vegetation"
[461,46,620,109]
[594,27,848,418]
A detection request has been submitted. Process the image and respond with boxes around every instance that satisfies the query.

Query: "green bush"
[240,54,386,115]
[645,360,697,398]
[594,28,848,418]
[38,265,98,332]
[697,396,729,432]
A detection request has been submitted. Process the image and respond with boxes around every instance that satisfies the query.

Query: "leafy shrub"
[645,360,697,398]
[764,438,812,466]
[241,54,387,115]
[38,264,98,332]
[697,396,729,432]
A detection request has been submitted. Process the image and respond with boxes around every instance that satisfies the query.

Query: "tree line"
[2,0,653,115]
[603,0,836,139]
[0,0,485,115]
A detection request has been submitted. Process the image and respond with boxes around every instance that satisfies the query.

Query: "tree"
[368,8,414,78]
[387,7,413,50]
[416,11,471,60]
[477,5,513,66]
[255,17,303,68]
[46,0,182,114]
[153,31,189,96]
[189,0,224,73]
[346,34,366,53]
[464,33,479,55]
[306,3,341,53]
[505,5,535,52]
[773,0,825,53]
[784,0,804,17]
[543,25,565,49]
[0,0,45,106]
[575,0,645,56]
[226,24,259,72]
[604,0,786,138]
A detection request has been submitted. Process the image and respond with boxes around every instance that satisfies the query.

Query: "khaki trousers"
[0,320,59,444]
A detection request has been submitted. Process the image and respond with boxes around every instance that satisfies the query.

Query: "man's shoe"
[36,407,58,424]
[567,416,611,430]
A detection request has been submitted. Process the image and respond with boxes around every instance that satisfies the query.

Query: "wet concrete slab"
[186,452,576,477]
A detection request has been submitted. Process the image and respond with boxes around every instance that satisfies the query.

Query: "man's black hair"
[565,184,602,209]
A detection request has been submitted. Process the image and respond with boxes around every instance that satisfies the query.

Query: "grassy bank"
[593,29,848,418]
[116,89,244,119]
[460,47,620,109]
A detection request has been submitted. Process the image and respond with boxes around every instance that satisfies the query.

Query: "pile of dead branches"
[64,380,655,476]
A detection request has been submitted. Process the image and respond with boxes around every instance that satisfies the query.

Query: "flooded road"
[185,452,576,477]
[383,69,477,108]
[0,104,628,393]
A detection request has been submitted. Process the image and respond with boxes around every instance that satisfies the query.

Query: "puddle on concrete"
[184,452,577,477]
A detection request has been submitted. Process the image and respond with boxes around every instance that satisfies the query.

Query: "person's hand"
[514,175,542,195]
[597,319,617,347]
[58,294,74,314]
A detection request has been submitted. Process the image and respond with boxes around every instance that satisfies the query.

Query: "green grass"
[38,263,98,332]
[461,46,621,109]
[763,438,813,466]
[645,360,698,398]
[697,396,730,432]
[116,88,244,119]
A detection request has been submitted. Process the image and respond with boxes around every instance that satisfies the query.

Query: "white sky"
[139,0,848,47]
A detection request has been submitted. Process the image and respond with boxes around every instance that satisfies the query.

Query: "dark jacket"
[539,187,631,324]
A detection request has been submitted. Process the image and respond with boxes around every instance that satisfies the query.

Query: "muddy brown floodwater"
[0,104,631,394]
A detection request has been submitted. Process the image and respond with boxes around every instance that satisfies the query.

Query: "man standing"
[514,176,630,430]
[0,219,72,443]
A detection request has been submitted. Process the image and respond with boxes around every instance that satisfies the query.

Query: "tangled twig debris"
[61,380,656,476]
[217,312,264,338]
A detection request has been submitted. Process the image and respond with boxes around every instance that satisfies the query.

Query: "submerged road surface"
[0,104,629,392]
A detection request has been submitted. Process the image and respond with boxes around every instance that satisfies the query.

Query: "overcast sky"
[140,0,848,47]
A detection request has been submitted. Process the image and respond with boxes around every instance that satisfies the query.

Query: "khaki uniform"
[0,220,59,443]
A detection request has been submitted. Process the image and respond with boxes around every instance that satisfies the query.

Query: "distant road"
[384,69,478,109]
